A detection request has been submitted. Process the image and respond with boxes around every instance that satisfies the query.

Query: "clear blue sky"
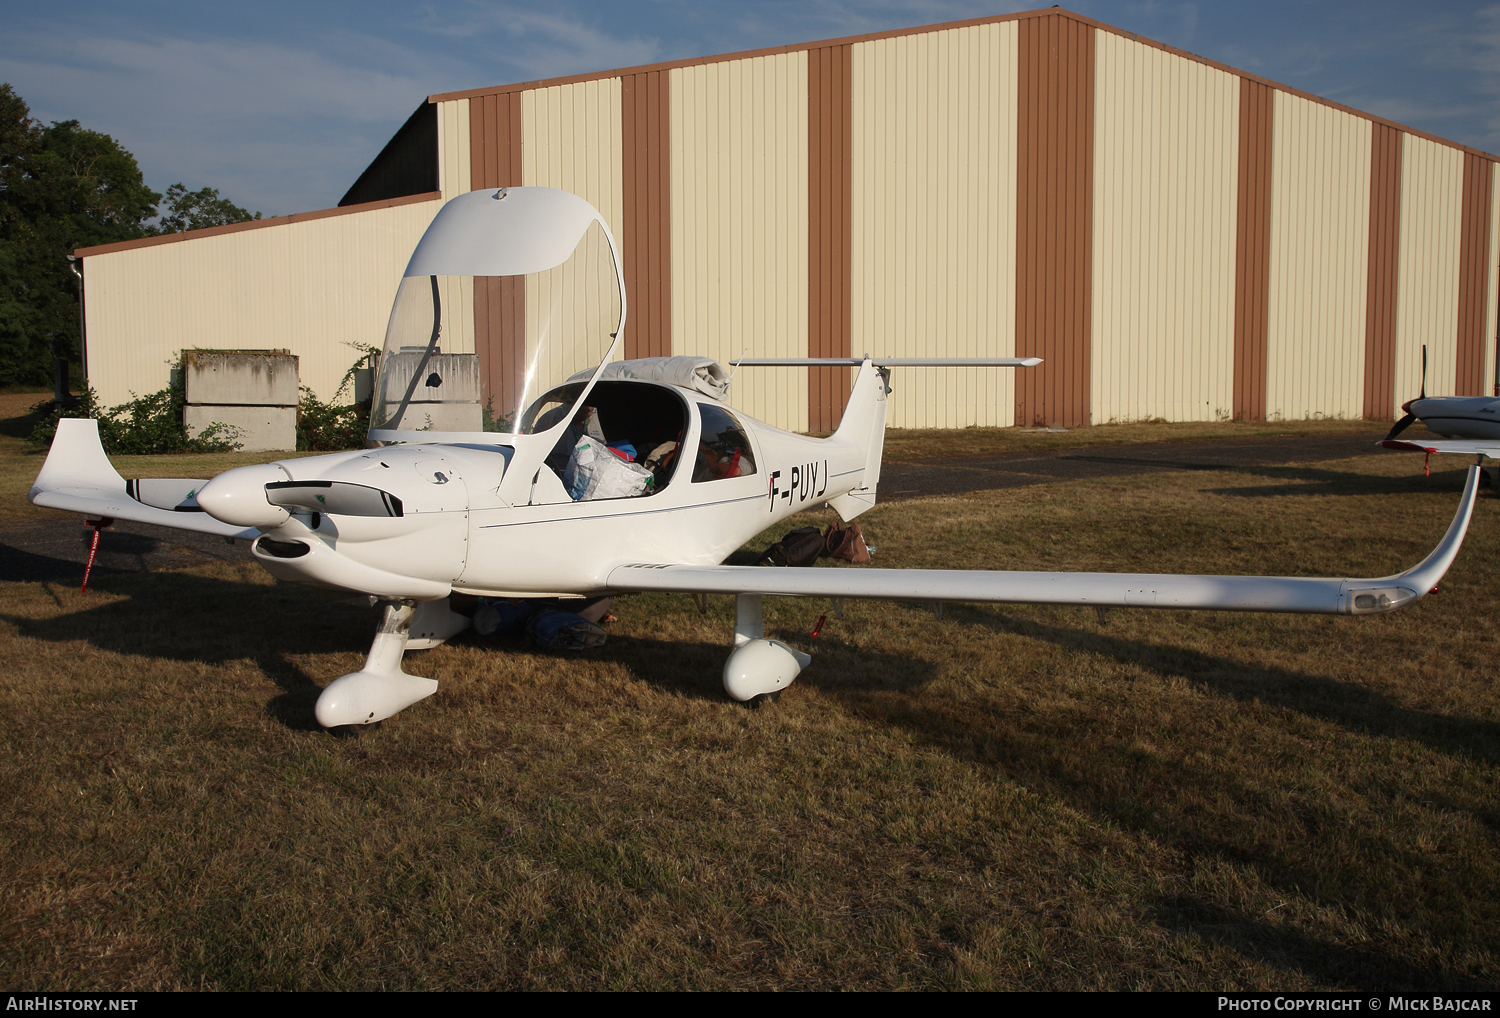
[2,1,1496,219]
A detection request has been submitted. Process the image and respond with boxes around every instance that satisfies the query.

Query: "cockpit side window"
[693,405,757,482]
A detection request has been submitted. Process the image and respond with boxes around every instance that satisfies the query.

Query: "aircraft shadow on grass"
[946,605,1500,768]
[1148,895,1492,992]
[0,566,936,731]
[799,608,1498,986]
[0,522,249,585]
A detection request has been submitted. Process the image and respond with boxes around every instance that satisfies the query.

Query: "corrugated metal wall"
[1457,154,1495,396]
[83,198,442,409]
[807,43,853,433]
[1232,79,1274,422]
[1394,136,1464,404]
[850,23,1018,430]
[1014,14,1094,428]
[1363,124,1403,419]
[1091,31,1238,424]
[80,8,1500,436]
[670,54,809,432]
[518,80,625,406]
[438,98,471,199]
[1489,170,1500,396]
[1265,91,1371,420]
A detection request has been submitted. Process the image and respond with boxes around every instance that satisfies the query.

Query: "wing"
[608,466,1480,617]
[1380,438,1500,458]
[28,418,258,540]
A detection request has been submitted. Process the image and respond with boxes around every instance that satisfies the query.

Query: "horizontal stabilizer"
[609,467,1479,616]
[732,357,1042,367]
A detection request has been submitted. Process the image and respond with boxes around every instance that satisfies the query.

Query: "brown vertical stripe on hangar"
[1363,124,1403,419]
[622,70,672,360]
[1456,153,1495,396]
[469,94,527,416]
[1232,78,1273,422]
[807,44,853,432]
[1014,14,1094,428]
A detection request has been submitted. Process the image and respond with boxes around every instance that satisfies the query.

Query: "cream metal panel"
[1488,168,1500,396]
[1393,136,1463,404]
[521,79,625,400]
[850,23,1018,430]
[437,98,472,199]
[434,99,475,369]
[1265,92,1371,420]
[83,199,443,409]
[1091,33,1239,424]
[670,54,809,432]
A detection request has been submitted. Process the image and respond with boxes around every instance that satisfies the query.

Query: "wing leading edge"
[608,466,1481,617]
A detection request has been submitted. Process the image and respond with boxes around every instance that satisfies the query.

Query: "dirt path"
[878,432,1387,499]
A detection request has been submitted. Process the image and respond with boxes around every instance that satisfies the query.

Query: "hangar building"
[74,6,1500,434]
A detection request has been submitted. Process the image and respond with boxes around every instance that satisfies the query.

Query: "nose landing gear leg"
[315,600,438,729]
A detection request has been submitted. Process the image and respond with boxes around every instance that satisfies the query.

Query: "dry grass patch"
[1,445,1497,989]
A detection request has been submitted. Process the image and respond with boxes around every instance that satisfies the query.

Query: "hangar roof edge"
[74,192,443,259]
[425,5,1500,166]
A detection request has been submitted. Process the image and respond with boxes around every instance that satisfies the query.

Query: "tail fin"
[826,360,888,520]
[731,355,1043,521]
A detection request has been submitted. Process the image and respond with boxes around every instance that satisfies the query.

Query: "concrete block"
[185,405,297,452]
[184,350,300,407]
[381,351,481,405]
[379,350,482,432]
[386,401,484,433]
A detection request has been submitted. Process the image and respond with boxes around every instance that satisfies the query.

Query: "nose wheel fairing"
[315,601,439,728]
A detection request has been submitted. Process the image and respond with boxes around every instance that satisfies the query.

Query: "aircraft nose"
[196,464,293,529]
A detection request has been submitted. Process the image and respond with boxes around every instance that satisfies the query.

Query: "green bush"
[28,383,242,454]
[295,346,377,452]
[296,387,370,451]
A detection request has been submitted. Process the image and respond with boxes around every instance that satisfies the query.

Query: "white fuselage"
[245,384,868,600]
[1406,396,1500,440]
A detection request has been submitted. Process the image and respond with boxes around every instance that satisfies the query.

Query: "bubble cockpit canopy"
[368,187,625,443]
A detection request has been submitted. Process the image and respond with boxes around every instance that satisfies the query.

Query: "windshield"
[368,192,624,441]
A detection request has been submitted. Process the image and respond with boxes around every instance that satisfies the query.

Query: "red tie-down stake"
[81,517,113,592]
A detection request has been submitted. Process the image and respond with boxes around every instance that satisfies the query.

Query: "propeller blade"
[1385,413,1418,441]
[265,481,404,518]
[1420,344,1427,400]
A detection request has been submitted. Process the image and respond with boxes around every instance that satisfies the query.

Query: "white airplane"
[30,187,1482,730]
[1381,347,1500,470]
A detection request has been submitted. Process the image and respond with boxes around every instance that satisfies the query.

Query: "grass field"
[1,400,1497,990]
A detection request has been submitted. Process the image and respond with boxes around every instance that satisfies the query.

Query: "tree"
[156,182,260,234]
[0,83,161,389]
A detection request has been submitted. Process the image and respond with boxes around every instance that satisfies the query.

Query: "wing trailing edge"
[608,467,1481,616]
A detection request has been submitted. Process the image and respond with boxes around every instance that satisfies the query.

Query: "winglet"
[29,418,127,503]
[29,418,255,539]
[1383,464,1480,597]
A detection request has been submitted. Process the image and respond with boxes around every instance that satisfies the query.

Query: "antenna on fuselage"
[725,348,748,394]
